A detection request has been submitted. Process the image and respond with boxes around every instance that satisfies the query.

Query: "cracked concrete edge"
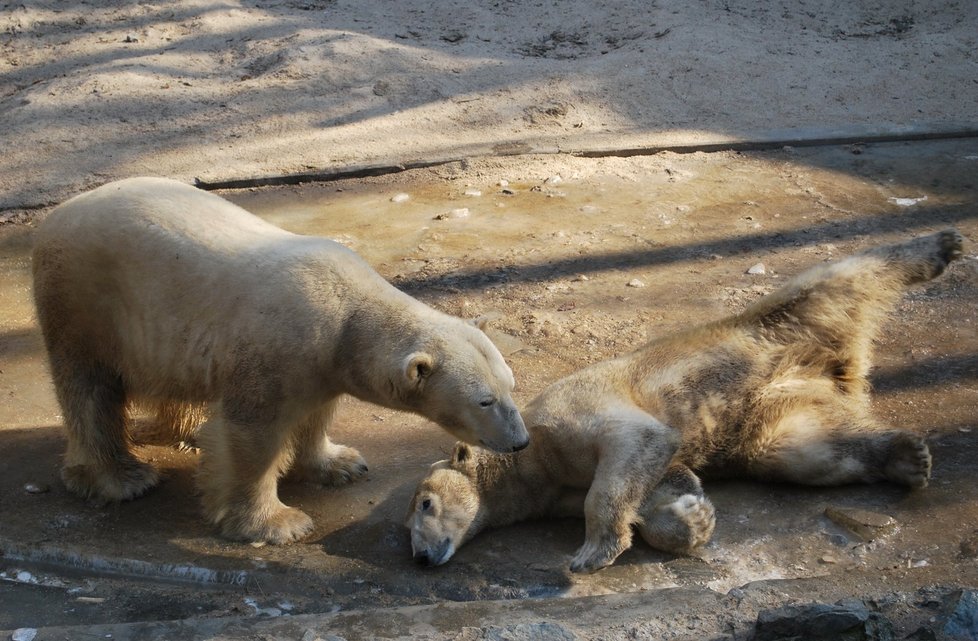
[5,576,975,641]
[3,121,977,216]
[2,587,731,641]
[192,122,978,191]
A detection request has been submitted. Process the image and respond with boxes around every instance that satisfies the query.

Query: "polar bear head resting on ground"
[405,444,483,566]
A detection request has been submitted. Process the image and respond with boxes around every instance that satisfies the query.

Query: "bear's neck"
[471,448,561,532]
[331,295,440,407]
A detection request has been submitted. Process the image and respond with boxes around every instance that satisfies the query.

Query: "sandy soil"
[2,0,977,216]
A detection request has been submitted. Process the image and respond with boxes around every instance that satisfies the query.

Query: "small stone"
[579,205,599,214]
[12,629,38,641]
[824,506,897,541]
[960,531,978,558]
[747,263,766,275]
[24,482,50,494]
[626,278,646,288]
[390,193,410,203]
[76,596,106,603]
[819,554,839,564]
[434,208,470,220]
[571,274,589,282]
[498,179,509,187]
[463,188,482,197]
[544,175,563,185]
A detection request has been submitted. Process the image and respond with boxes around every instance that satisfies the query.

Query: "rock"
[12,629,37,641]
[747,262,766,275]
[751,602,894,641]
[944,590,978,641]
[824,506,896,541]
[390,192,410,203]
[960,531,978,558]
[434,208,470,220]
[24,482,50,494]
[544,175,563,185]
[626,278,646,288]
[453,623,577,641]
[464,188,482,197]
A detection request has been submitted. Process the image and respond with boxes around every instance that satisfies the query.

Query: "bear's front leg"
[284,401,369,486]
[196,415,314,544]
[569,413,680,573]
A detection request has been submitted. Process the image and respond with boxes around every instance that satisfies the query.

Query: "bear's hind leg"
[52,357,159,503]
[871,228,964,286]
[196,413,314,544]
[746,410,931,488]
[570,411,680,573]
[284,400,369,486]
[637,464,716,555]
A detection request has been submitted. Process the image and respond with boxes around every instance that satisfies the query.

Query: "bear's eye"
[479,398,496,408]
[421,499,432,511]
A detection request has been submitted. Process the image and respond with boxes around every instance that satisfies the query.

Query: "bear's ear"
[404,351,434,386]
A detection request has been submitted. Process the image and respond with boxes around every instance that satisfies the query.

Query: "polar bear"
[32,177,529,544]
[407,230,964,572]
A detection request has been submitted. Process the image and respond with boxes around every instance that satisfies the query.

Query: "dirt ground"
[1,1,978,640]
[2,140,978,640]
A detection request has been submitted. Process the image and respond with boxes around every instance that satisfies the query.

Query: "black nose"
[511,438,530,452]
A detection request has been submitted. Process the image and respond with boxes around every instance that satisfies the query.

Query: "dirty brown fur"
[407,230,963,572]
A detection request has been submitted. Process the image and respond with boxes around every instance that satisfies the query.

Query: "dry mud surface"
[1,140,978,640]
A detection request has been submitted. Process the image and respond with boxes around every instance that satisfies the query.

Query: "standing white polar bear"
[407,230,963,572]
[32,177,529,544]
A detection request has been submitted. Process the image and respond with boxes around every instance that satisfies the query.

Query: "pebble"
[747,263,766,275]
[824,506,896,541]
[626,278,646,288]
[12,629,37,641]
[960,531,978,558]
[544,175,563,185]
[24,482,50,494]
[390,193,410,203]
[888,196,928,207]
[498,179,509,187]
[579,205,599,214]
[463,188,482,197]
[433,208,470,220]
[571,274,589,282]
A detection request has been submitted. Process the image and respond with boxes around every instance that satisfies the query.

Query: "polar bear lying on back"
[407,230,963,572]
[32,177,529,545]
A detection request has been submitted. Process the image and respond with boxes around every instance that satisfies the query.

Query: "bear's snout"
[413,537,454,567]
